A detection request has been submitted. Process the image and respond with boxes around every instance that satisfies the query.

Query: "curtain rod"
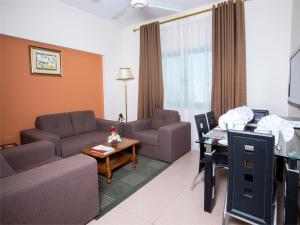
[133,0,247,32]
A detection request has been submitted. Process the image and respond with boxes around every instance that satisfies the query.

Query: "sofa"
[0,140,99,224]
[20,110,122,158]
[124,109,191,163]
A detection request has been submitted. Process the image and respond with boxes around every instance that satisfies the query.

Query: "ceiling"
[60,0,220,26]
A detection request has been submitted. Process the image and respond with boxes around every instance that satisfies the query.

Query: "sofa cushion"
[133,129,158,146]
[36,113,74,138]
[0,154,16,178]
[70,111,98,135]
[15,156,61,173]
[151,109,180,129]
[61,136,92,158]
[77,131,109,146]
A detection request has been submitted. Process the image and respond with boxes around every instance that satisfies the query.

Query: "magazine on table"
[91,145,114,154]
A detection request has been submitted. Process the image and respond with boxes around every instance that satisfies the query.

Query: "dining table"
[197,124,300,225]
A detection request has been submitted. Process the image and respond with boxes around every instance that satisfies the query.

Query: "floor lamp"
[117,68,134,122]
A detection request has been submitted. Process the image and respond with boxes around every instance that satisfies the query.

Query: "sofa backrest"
[36,113,74,138]
[151,109,180,129]
[0,154,15,178]
[70,111,98,135]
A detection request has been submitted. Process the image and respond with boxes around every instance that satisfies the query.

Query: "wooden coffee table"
[82,137,139,184]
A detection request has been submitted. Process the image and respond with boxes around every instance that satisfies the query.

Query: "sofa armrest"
[158,122,191,162]
[123,119,152,138]
[20,128,61,156]
[0,154,99,225]
[1,140,56,171]
[96,119,123,134]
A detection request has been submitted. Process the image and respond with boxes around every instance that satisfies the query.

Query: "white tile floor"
[88,151,248,225]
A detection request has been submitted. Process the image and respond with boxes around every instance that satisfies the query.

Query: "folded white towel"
[255,114,294,144]
[218,106,254,131]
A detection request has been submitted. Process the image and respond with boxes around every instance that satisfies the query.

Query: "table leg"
[204,150,216,213]
[276,156,284,183]
[132,145,137,168]
[199,143,206,173]
[284,160,299,225]
[105,156,112,184]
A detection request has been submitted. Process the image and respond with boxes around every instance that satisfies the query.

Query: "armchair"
[125,109,191,163]
[0,141,99,225]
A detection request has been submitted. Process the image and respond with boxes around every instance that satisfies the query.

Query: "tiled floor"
[87,151,269,225]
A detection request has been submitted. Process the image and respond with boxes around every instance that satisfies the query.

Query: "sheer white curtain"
[160,12,212,150]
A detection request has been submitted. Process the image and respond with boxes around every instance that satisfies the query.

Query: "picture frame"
[29,46,62,76]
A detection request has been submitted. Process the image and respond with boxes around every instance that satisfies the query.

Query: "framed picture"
[29,46,62,76]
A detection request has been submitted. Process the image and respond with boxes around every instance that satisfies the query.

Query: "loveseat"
[0,140,99,224]
[20,110,121,158]
[124,109,191,163]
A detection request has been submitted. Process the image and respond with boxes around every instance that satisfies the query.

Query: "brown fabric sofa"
[124,109,191,163]
[20,110,121,158]
[0,140,99,224]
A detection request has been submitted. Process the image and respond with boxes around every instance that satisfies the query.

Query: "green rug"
[96,155,170,218]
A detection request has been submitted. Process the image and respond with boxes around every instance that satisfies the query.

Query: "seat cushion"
[0,154,16,178]
[15,156,61,173]
[70,111,98,135]
[61,136,93,158]
[77,131,109,146]
[133,129,158,146]
[36,113,74,138]
[151,109,180,129]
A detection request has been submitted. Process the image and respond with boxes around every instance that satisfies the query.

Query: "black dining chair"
[223,130,277,225]
[195,114,209,139]
[194,114,209,173]
[206,111,228,168]
[206,111,218,130]
[251,109,269,123]
[190,114,210,190]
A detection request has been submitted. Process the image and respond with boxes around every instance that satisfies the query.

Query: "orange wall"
[0,34,104,144]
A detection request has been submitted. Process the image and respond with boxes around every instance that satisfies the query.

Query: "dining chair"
[206,111,228,168]
[195,114,209,139]
[190,114,209,190]
[223,130,277,225]
[194,114,209,171]
[251,109,269,123]
[206,111,218,130]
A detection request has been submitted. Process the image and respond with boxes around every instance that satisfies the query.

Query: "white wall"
[245,0,292,116]
[0,0,125,120]
[122,0,293,120]
[288,0,300,117]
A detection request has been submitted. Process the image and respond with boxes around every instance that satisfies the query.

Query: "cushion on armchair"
[151,109,180,129]
[134,129,158,146]
[36,113,74,138]
[77,131,108,145]
[70,111,98,135]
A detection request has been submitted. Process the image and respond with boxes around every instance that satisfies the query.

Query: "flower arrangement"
[107,126,122,146]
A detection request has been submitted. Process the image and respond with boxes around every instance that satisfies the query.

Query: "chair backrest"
[227,130,275,225]
[252,109,269,123]
[206,111,217,130]
[36,112,75,138]
[151,109,180,129]
[194,114,209,138]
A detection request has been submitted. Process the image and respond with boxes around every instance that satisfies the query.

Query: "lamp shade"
[117,68,134,80]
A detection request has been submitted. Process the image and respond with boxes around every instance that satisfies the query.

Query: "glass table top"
[196,129,300,161]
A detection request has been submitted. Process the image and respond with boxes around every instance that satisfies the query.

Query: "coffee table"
[82,137,139,184]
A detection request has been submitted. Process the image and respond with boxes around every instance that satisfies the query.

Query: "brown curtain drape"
[211,0,246,119]
[138,22,164,119]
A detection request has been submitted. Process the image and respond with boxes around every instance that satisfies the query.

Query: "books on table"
[91,145,115,154]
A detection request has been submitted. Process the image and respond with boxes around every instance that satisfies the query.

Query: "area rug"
[96,155,170,218]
